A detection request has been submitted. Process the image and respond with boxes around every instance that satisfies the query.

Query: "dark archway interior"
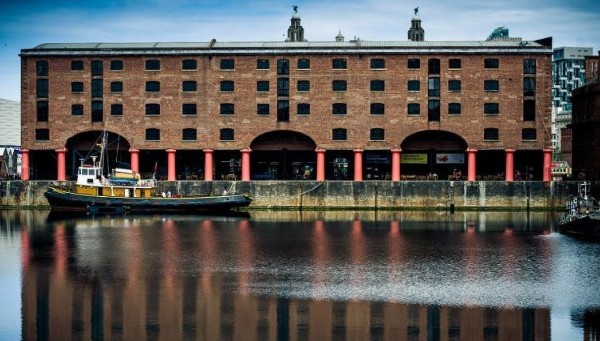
[65,131,130,179]
[250,131,317,180]
[401,131,468,178]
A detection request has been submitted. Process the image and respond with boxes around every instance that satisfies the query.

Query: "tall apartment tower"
[408,9,424,41]
[551,46,593,160]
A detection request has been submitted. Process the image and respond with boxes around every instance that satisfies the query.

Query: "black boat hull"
[558,214,600,239]
[44,187,252,213]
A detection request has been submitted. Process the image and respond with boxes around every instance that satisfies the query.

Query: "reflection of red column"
[353,149,363,181]
[391,149,401,181]
[467,148,477,182]
[316,148,325,181]
[203,149,213,181]
[129,148,139,173]
[56,148,67,181]
[543,148,552,182]
[505,149,514,182]
[166,149,176,181]
[241,148,251,181]
[21,149,29,180]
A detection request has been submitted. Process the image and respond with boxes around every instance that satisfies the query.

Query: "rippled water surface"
[1,210,599,340]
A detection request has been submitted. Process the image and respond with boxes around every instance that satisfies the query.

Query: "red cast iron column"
[56,148,67,181]
[505,149,514,182]
[391,149,401,181]
[354,149,363,181]
[166,149,176,181]
[316,148,325,181]
[467,148,477,182]
[203,149,214,181]
[241,148,251,181]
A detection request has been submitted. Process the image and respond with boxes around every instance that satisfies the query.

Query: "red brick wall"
[21,52,552,152]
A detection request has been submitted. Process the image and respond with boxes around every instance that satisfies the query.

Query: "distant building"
[487,27,509,41]
[407,9,424,42]
[19,10,553,182]
[0,98,21,178]
[570,51,600,180]
[551,46,593,161]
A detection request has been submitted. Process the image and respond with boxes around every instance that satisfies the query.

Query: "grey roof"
[0,98,20,146]
[21,39,551,56]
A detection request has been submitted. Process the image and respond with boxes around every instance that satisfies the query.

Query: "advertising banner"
[401,154,428,164]
[435,153,464,164]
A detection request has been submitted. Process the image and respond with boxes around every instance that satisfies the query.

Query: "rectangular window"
[277,100,289,122]
[448,103,461,115]
[91,101,103,122]
[523,77,535,96]
[297,80,310,92]
[111,104,123,116]
[297,58,310,70]
[484,103,499,115]
[91,60,103,76]
[182,103,197,115]
[37,79,48,98]
[145,59,160,71]
[220,103,234,115]
[220,80,234,92]
[37,101,48,122]
[110,60,124,71]
[484,80,499,91]
[523,100,535,121]
[448,80,462,91]
[35,128,49,141]
[408,58,420,69]
[332,128,347,141]
[332,103,347,115]
[146,81,160,92]
[428,100,440,121]
[220,128,234,141]
[182,59,197,70]
[370,80,385,91]
[332,80,347,91]
[332,58,347,69]
[257,81,270,92]
[182,80,197,92]
[407,80,420,91]
[522,128,537,140]
[484,58,499,69]
[484,128,499,140]
[428,59,440,74]
[71,60,84,71]
[277,59,290,75]
[91,79,103,98]
[145,103,160,115]
[523,59,536,74]
[449,58,461,69]
[110,81,123,93]
[370,128,385,141]
[370,103,384,115]
[257,103,270,115]
[370,58,385,69]
[146,128,160,141]
[71,104,83,116]
[36,61,48,76]
[277,78,289,96]
[428,77,440,97]
[220,59,235,70]
[182,128,197,141]
[257,59,270,70]
[407,103,420,116]
[297,103,310,115]
[71,82,84,93]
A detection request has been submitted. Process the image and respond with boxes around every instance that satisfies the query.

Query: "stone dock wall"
[0,180,591,211]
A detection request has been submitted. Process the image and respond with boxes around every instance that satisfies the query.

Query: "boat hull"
[558,213,600,239]
[44,186,252,213]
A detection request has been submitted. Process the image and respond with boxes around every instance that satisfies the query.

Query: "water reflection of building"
[16,214,556,340]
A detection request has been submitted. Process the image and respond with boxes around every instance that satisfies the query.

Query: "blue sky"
[1,0,599,102]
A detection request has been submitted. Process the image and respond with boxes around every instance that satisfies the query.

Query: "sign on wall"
[435,153,464,164]
[401,154,428,164]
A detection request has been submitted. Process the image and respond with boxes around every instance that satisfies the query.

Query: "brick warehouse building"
[19,13,554,182]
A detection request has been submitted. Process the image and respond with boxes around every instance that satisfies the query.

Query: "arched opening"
[401,131,467,179]
[249,131,316,180]
[66,131,130,179]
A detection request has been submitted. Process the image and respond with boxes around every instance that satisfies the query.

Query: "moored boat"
[44,132,251,213]
[558,182,600,239]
